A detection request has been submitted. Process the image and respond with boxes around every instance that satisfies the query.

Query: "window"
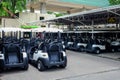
[23,32,31,38]
[39,17,44,20]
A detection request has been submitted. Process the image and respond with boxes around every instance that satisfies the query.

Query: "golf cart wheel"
[95,49,100,54]
[80,46,84,52]
[60,58,67,68]
[23,64,29,70]
[0,68,3,72]
[37,60,45,71]
[112,49,115,52]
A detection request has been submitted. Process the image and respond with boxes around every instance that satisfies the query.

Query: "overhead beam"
[46,1,97,9]
[26,0,98,13]
[107,10,120,17]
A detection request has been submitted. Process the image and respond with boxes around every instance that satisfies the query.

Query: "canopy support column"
[91,20,94,39]
[40,2,46,14]
[69,23,74,31]
[48,23,51,28]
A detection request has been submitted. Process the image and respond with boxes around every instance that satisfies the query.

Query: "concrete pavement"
[98,52,120,60]
[0,50,120,80]
[58,68,120,80]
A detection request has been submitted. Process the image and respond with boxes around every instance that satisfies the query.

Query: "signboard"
[107,17,116,23]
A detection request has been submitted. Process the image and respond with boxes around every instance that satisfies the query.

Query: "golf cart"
[110,31,120,52]
[64,31,74,49]
[64,31,88,51]
[74,31,89,51]
[29,28,67,71]
[86,38,106,54]
[85,31,111,54]
[111,39,120,52]
[0,28,29,71]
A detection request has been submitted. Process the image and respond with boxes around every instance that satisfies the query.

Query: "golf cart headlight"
[62,41,64,44]
[41,53,48,58]
[77,43,80,46]
[22,48,26,52]
[23,52,27,58]
[0,54,4,59]
[112,42,119,46]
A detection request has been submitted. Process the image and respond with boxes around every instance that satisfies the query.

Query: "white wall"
[1,18,20,28]
[1,12,55,28]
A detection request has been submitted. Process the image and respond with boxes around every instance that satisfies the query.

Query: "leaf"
[109,0,120,5]
[0,0,26,16]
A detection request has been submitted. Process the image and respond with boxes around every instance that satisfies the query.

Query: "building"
[0,12,55,28]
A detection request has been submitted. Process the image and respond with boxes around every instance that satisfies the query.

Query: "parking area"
[0,50,120,80]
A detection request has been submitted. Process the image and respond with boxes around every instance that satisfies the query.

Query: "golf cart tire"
[79,46,84,52]
[23,64,29,70]
[37,60,46,71]
[112,48,116,52]
[0,68,3,72]
[60,58,67,68]
[95,48,100,54]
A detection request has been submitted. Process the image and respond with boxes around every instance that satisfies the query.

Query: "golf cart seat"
[4,43,21,64]
[48,44,61,62]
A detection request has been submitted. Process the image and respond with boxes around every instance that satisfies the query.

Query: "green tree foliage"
[54,13,64,17]
[0,0,26,17]
[0,1,9,16]
[47,11,53,14]
[109,0,120,5]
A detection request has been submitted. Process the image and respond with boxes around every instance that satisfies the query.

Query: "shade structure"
[41,5,120,26]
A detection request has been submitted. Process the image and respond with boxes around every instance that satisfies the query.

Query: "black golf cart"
[0,28,29,71]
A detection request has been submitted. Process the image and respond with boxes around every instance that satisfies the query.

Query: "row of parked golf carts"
[62,31,120,54]
[0,27,119,72]
[0,27,67,72]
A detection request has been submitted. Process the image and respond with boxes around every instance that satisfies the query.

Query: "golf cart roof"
[0,27,24,32]
[89,30,120,33]
[75,31,89,33]
[32,27,63,32]
[62,31,89,33]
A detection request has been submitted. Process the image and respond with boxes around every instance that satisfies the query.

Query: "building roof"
[30,5,120,26]
[26,0,98,13]
[60,0,109,7]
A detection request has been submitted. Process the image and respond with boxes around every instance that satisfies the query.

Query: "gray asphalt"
[0,50,120,80]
